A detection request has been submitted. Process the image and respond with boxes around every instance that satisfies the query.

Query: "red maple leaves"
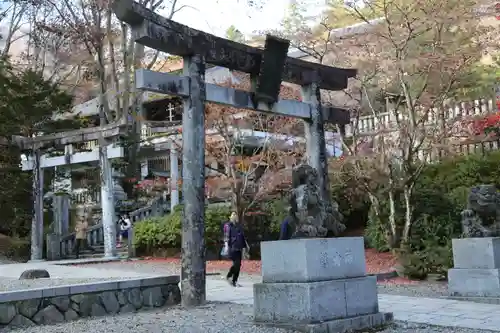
[470,101,500,135]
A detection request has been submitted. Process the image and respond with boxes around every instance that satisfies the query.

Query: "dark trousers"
[227,250,242,284]
[73,239,94,258]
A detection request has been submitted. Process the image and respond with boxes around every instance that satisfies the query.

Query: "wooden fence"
[344,98,497,137]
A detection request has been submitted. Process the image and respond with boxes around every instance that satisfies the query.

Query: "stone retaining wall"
[0,276,180,329]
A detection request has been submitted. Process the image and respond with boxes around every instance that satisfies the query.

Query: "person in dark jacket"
[224,212,249,287]
[279,217,292,240]
[279,209,294,240]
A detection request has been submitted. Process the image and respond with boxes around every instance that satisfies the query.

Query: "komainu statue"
[289,164,345,238]
[461,184,500,237]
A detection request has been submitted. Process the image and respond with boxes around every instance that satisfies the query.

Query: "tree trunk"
[106,7,121,117]
[96,54,110,124]
[402,186,413,246]
[230,179,243,221]
[388,189,399,247]
[369,191,400,249]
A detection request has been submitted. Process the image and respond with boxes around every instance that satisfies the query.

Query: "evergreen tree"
[0,56,76,237]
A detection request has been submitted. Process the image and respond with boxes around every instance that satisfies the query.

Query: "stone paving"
[207,278,500,332]
[1,261,500,331]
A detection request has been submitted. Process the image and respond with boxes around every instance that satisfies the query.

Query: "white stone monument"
[254,237,393,333]
[449,237,500,298]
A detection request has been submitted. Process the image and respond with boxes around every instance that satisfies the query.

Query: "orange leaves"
[205,74,303,154]
[235,158,252,172]
[469,111,500,136]
[202,74,304,205]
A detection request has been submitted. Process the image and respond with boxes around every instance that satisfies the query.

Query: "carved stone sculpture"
[461,184,500,237]
[289,164,345,238]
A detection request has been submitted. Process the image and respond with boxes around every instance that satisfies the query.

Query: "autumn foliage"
[470,111,500,136]
[204,73,303,217]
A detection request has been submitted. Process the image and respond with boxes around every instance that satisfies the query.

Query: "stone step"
[76,252,129,259]
[83,243,128,250]
[69,247,129,259]
[74,243,128,257]
[79,247,128,254]
[79,248,128,254]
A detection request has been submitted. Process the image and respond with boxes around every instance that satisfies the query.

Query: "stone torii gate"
[113,0,356,307]
[13,123,127,261]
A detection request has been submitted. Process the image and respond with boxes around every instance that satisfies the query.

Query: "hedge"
[133,200,287,258]
[364,151,500,279]
[133,204,229,256]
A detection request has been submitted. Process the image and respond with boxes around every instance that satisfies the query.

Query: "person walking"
[117,214,132,248]
[223,212,249,287]
[279,208,294,240]
[73,217,95,259]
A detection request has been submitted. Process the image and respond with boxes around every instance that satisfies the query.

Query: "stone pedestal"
[254,237,392,333]
[46,233,61,261]
[449,238,500,297]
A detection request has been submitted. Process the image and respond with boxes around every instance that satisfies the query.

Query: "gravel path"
[0,277,140,292]
[0,260,448,297]
[3,303,497,333]
[377,281,448,298]
[83,261,450,299]
[82,261,181,276]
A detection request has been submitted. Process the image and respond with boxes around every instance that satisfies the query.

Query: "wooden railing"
[344,99,496,137]
[428,136,500,163]
[59,197,170,259]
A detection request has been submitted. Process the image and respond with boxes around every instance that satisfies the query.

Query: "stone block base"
[452,237,500,269]
[448,268,500,297]
[254,276,378,323]
[255,312,393,333]
[0,276,181,329]
[260,238,366,283]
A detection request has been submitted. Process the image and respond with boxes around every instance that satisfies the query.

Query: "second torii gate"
[13,123,127,261]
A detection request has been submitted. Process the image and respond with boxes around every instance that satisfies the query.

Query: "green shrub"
[0,236,30,261]
[396,241,452,280]
[395,249,428,279]
[330,162,371,231]
[133,216,179,255]
[134,204,230,256]
[204,204,231,251]
[321,151,500,279]
[402,153,500,279]
[364,192,406,251]
[134,200,293,258]
[382,211,455,280]
[447,186,470,210]
[418,151,500,194]
[262,199,288,237]
[364,211,391,252]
